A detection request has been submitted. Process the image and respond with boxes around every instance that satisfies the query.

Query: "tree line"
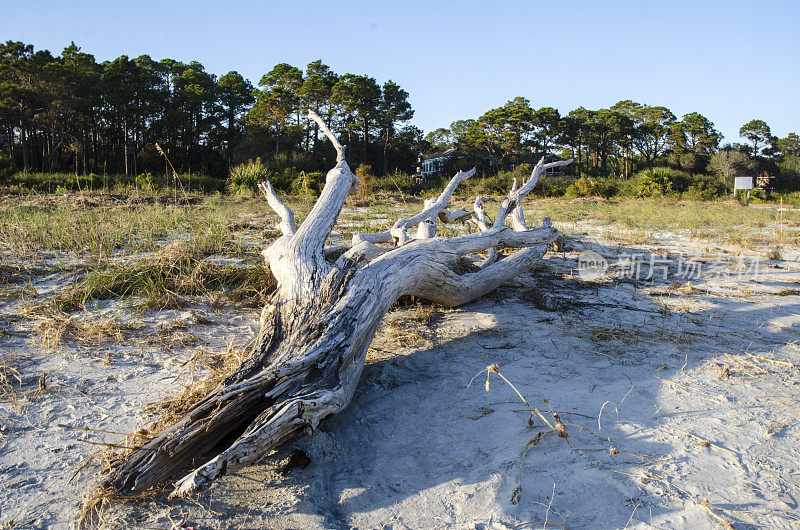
[2,39,798,188]
[0,40,418,179]
[426,97,800,183]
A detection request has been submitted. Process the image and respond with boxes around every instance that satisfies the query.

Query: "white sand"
[2,226,800,529]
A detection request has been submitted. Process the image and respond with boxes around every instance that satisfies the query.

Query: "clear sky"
[3,0,798,143]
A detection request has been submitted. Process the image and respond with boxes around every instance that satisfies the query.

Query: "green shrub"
[468,165,532,195]
[372,171,419,193]
[623,168,692,198]
[184,174,226,194]
[776,191,800,206]
[564,176,616,198]
[136,172,160,192]
[472,172,511,195]
[269,151,314,175]
[6,171,106,191]
[228,158,269,195]
[2,170,223,194]
[683,174,731,200]
[779,155,800,181]
[0,153,16,183]
[290,170,323,196]
[640,170,673,196]
[77,173,102,189]
[355,164,375,197]
[565,176,597,197]
[272,167,300,192]
[531,175,574,198]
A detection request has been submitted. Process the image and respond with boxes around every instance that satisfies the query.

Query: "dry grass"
[469,363,575,507]
[384,302,440,349]
[413,301,439,325]
[42,240,276,313]
[74,343,249,527]
[141,318,202,351]
[526,197,800,249]
[0,191,266,261]
[0,354,51,405]
[149,330,200,351]
[36,313,141,349]
[144,342,248,436]
[601,228,657,246]
[647,281,714,313]
[386,323,432,349]
[74,445,149,528]
[709,351,798,379]
[588,325,638,344]
[367,301,443,362]
[587,322,695,347]
[29,305,209,356]
[766,246,783,261]
[0,282,38,303]
[697,499,735,529]
[77,484,158,529]
[665,281,710,296]
[520,287,563,311]
[0,354,24,403]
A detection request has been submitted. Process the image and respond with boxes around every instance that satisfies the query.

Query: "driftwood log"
[105,111,571,497]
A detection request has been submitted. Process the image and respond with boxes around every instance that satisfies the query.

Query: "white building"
[419,148,456,177]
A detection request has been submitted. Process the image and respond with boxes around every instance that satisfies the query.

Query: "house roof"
[423,147,456,162]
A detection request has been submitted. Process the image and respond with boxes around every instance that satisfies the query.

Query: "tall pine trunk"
[123,116,129,177]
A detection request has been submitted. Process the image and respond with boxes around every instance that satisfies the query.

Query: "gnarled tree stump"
[105,111,571,497]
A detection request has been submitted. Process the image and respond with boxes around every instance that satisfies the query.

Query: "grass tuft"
[708,351,798,379]
[766,246,783,261]
[47,242,276,312]
[37,314,141,349]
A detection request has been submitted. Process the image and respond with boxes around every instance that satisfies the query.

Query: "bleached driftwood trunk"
[105,112,571,497]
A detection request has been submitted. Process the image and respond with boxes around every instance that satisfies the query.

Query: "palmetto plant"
[228,158,270,195]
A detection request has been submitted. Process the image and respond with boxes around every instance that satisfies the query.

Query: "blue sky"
[3,0,798,143]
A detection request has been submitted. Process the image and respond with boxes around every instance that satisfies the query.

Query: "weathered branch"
[264,112,361,298]
[510,179,528,231]
[258,180,296,236]
[351,231,393,246]
[291,159,356,253]
[353,168,476,246]
[415,206,472,241]
[390,167,476,244]
[104,113,569,502]
[335,240,387,267]
[494,157,573,229]
[438,208,473,224]
[381,224,558,263]
[356,224,557,307]
[471,196,499,267]
[403,167,475,228]
[472,196,490,231]
[307,110,346,163]
[409,244,550,306]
